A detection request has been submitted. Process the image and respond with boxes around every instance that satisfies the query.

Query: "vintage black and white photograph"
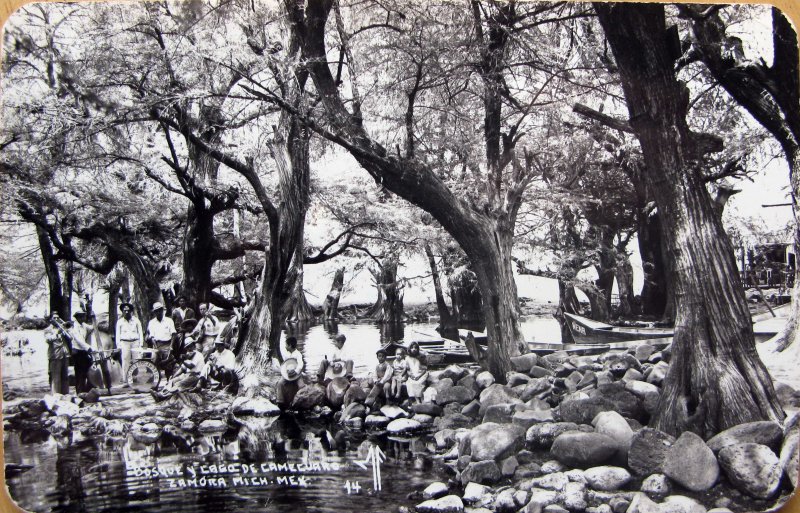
[0,0,798,512]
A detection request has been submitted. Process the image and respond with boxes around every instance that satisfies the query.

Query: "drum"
[127,360,161,391]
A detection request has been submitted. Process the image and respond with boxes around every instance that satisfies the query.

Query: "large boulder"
[423,482,450,500]
[462,482,492,505]
[718,443,782,499]
[662,432,718,492]
[231,396,281,417]
[513,409,553,430]
[628,428,676,476]
[290,384,326,411]
[380,405,409,420]
[660,495,707,513]
[364,415,391,428]
[583,466,632,491]
[436,386,477,405]
[469,423,525,461]
[529,472,569,491]
[512,353,539,373]
[550,432,618,468]
[706,421,783,454]
[483,403,515,424]
[415,495,464,513]
[589,383,645,421]
[526,422,580,450]
[592,411,634,453]
[557,397,618,425]
[387,418,423,435]
[435,412,474,430]
[521,378,553,402]
[781,412,799,487]
[479,385,522,416]
[412,402,444,417]
[341,402,367,423]
[475,371,495,389]
[440,365,469,383]
[461,460,502,485]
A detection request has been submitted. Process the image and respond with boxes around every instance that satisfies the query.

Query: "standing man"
[45,315,71,395]
[70,311,94,393]
[171,296,195,327]
[191,303,219,356]
[115,301,144,383]
[146,302,177,378]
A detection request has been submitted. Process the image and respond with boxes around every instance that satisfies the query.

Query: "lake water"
[2,316,561,513]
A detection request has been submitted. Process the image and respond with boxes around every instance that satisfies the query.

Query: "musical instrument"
[85,294,115,393]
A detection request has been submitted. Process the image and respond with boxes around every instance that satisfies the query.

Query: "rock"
[423,482,450,500]
[47,415,71,436]
[512,353,540,373]
[577,371,597,389]
[515,462,541,479]
[561,481,587,511]
[624,380,660,400]
[526,488,559,509]
[474,371,495,389]
[493,488,519,512]
[479,385,522,415]
[558,397,618,425]
[623,369,644,382]
[540,460,567,474]
[523,398,552,411]
[434,429,456,449]
[437,386,477,405]
[662,431,718,492]
[781,412,799,487]
[413,403,443,417]
[44,395,80,417]
[530,366,555,378]
[706,421,783,453]
[461,460,502,485]
[469,423,525,461]
[501,455,519,477]
[436,412,474,430]
[441,365,468,383]
[341,402,367,423]
[564,469,586,483]
[530,472,569,491]
[628,428,676,476]
[641,474,670,496]
[609,496,631,513]
[290,384,326,411]
[483,403,515,424]
[461,400,481,418]
[231,396,281,417]
[550,432,618,468]
[387,418,423,435]
[415,495,464,513]
[380,405,409,420]
[456,374,479,391]
[132,421,163,443]
[345,417,363,429]
[364,415,391,428]
[646,362,669,386]
[583,466,631,491]
[543,505,569,513]
[180,420,195,431]
[413,414,434,425]
[521,379,553,403]
[718,443,782,499]
[775,381,800,408]
[527,422,580,450]
[198,419,227,433]
[592,411,634,453]
[462,482,492,504]
[343,383,367,405]
[634,344,655,362]
[434,378,455,394]
[513,410,553,429]
[507,372,532,387]
[589,383,645,421]
[625,493,661,513]
[661,495,707,513]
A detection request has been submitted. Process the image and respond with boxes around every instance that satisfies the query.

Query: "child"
[391,347,409,400]
[375,349,393,400]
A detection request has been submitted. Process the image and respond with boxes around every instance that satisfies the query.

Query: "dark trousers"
[73,350,92,393]
[49,358,69,395]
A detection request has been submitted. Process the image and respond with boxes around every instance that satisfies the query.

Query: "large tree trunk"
[35,226,68,318]
[369,258,404,323]
[449,266,485,327]
[616,254,635,317]
[596,2,784,437]
[556,279,580,343]
[285,246,314,323]
[182,204,215,308]
[638,211,668,317]
[425,244,455,337]
[323,267,345,320]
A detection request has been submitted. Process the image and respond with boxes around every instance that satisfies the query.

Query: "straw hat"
[327,360,347,378]
[152,302,165,312]
[281,358,302,381]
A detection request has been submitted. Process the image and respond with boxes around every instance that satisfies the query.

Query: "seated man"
[201,339,237,392]
[316,334,354,383]
[276,337,304,409]
[150,339,205,402]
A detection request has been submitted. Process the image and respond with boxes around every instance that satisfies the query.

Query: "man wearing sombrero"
[115,301,143,383]
[276,337,304,409]
[146,302,177,377]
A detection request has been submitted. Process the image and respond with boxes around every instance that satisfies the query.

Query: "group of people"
[274,332,429,410]
[45,296,233,398]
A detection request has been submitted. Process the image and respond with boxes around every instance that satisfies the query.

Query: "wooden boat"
[379,339,474,366]
[564,312,674,345]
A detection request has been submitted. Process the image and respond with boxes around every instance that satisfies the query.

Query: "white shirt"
[208,348,236,370]
[70,323,93,351]
[283,348,304,373]
[182,350,206,375]
[147,316,176,343]
[192,314,220,338]
[116,316,144,345]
